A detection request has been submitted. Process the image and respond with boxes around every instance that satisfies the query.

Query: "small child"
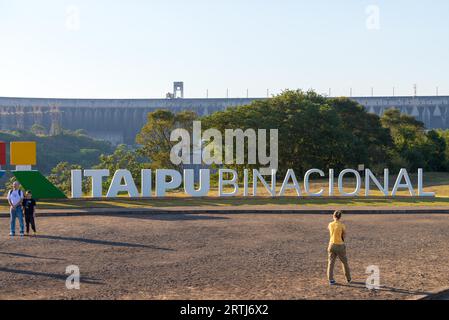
[22,191,37,236]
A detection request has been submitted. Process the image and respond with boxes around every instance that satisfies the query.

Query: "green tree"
[425,130,447,171]
[30,124,47,136]
[381,109,425,151]
[136,110,197,170]
[94,144,147,190]
[202,90,389,175]
[47,162,83,196]
[437,129,449,169]
[381,109,448,171]
[328,97,392,171]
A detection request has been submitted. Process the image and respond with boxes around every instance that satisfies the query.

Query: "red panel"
[0,142,5,165]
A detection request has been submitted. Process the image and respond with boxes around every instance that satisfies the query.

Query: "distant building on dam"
[0,95,448,145]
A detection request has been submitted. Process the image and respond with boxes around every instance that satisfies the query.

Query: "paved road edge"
[1,207,449,217]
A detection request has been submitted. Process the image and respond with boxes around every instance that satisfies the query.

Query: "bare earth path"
[0,213,448,300]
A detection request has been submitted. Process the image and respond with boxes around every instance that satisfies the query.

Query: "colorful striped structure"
[0,141,66,199]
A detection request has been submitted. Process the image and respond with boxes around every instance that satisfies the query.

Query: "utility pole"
[267,89,270,98]
[393,86,395,97]
[328,88,331,97]
[246,89,249,98]
[350,88,353,97]
[371,87,374,97]
[206,89,209,99]
[436,86,439,96]
[226,88,229,99]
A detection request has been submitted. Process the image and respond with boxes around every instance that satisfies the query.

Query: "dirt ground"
[0,213,448,300]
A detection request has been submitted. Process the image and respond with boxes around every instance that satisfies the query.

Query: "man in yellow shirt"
[327,210,351,285]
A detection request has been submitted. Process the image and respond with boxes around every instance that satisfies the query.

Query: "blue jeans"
[10,206,24,235]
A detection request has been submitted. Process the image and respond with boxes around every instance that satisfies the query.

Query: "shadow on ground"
[0,267,103,285]
[336,281,432,296]
[102,213,230,222]
[0,251,66,261]
[35,235,174,251]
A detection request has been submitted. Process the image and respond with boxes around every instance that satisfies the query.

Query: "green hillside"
[0,130,113,174]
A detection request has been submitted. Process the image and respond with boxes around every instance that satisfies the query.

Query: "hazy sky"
[0,0,448,99]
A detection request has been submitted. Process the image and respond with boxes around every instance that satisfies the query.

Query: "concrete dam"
[0,96,448,144]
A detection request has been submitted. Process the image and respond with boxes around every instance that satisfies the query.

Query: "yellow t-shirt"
[328,221,346,245]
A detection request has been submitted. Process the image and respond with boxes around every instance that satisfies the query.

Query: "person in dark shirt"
[22,191,37,236]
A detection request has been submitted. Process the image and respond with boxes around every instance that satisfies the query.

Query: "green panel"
[13,171,67,199]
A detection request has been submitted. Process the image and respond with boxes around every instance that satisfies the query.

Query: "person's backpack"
[8,189,23,198]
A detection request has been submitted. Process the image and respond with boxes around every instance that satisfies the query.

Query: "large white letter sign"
[365,169,389,196]
[279,169,302,196]
[218,169,239,197]
[338,169,362,196]
[156,170,182,197]
[417,168,435,197]
[106,170,139,198]
[329,169,335,196]
[243,169,250,197]
[71,170,82,198]
[253,169,277,197]
[84,169,109,198]
[304,169,325,197]
[141,169,152,197]
[184,169,210,197]
[392,169,415,196]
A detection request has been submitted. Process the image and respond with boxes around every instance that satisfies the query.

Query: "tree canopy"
[135,110,198,170]
[202,90,395,175]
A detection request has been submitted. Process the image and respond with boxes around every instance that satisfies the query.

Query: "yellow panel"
[10,142,37,165]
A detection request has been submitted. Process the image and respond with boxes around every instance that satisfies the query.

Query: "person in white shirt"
[7,181,25,236]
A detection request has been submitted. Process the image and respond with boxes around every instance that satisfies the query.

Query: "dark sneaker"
[329,280,336,285]
[347,279,352,284]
